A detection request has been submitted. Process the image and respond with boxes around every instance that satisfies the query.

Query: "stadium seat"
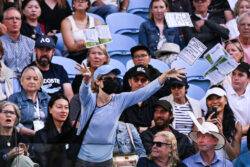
[55,33,64,53]
[87,13,106,24]
[127,0,150,19]
[106,13,146,42]
[188,78,211,92]
[187,84,206,100]
[126,58,170,73]
[106,34,137,65]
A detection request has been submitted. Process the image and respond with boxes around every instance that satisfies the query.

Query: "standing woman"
[39,0,72,35]
[139,0,182,57]
[8,66,50,136]
[61,0,102,63]
[75,64,185,166]
[21,0,44,40]
[33,94,74,167]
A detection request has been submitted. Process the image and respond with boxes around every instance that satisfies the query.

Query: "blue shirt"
[183,152,233,167]
[234,151,250,167]
[78,79,161,162]
[0,34,35,74]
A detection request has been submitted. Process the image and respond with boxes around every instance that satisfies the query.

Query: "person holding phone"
[201,85,242,160]
[75,63,185,166]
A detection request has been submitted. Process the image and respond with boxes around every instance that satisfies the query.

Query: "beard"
[37,56,50,67]
[154,119,169,130]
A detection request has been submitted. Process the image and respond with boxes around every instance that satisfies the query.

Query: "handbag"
[113,123,139,167]
[66,107,95,163]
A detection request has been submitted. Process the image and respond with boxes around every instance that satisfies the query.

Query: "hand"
[165,68,186,80]
[75,63,91,84]
[75,40,85,50]
[195,20,205,32]
[0,23,7,35]
[7,147,25,159]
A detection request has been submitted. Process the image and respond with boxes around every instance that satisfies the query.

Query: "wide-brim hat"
[188,122,225,150]
[155,43,180,58]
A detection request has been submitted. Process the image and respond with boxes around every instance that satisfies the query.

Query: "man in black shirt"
[140,100,195,160]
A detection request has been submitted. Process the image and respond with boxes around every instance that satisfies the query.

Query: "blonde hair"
[0,101,21,125]
[151,131,180,167]
[21,66,44,88]
[234,0,250,16]
[87,44,110,67]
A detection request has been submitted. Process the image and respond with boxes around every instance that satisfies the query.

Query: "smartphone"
[205,107,217,119]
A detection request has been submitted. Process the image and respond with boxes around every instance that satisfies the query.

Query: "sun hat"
[155,42,180,58]
[205,87,227,99]
[188,122,225,150]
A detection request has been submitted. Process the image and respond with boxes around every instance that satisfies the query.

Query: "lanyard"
[34,99,41,120]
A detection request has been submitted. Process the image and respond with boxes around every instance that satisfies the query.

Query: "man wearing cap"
[160,77,202,135]
[29,35,73,100]
[120,65,158,132]
[183,122,233,167]
[0,7,35,75]
[123,45,171,98]
[140,100,195,160]
[223,62,250,135]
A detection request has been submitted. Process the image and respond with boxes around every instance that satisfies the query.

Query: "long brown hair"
[149,0,169,20]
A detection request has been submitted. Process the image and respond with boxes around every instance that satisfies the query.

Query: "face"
[151,0,169,20]
[154,106,172,128]
[21,69,41,92]
[231,69,249,92]
[151,135,171,159]
[206,95,227,113]
[238,1,250,16]
[96,73,117,88]
[132,50,151,66]
[170,84,186,101]
[193,0,211,14]
[73,0,89,11]
[49,99,69,122]
[238,16,250,38]
[23,0,41,20]
[196,132,218,151]
[3,9,22,33]
[35,47,55,67]
[128,75,149,91]
[88,47,108,69]
[225,43,244,62]
[0,105,17,128]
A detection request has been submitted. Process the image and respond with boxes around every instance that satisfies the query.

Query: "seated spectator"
[137,131,187,167]
[140,100,195,160]
[21,0,44,40]
[30,35,74,100]
[120,65,158,132]
[234,127,250,166]
[223,62,250,135]
[71,45,109,94]
[123,45,171,98]
[0,7,35,75]
[61,0,101,63]
[234,0,250,17]
[201,85,242,160]
[187,0,229,51]
[0,40,20,101]
[113,121,146,166]
[88,0,129,19]
[0,101,38,167]
[139,0,182,57]
[168,0,192,13]
[224,39,245,63]
[8,66,50,136]
[238,12,250,64]
[155,42,180,66]
[39,0,71,35]
[32,94,74,167]
[160,77,202,135]
[183,122,233,167]
[209,0,234,21]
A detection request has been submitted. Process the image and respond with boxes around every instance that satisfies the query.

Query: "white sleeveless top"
[67,15,95,41]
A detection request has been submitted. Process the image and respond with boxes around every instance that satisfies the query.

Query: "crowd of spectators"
[0,0,250,167]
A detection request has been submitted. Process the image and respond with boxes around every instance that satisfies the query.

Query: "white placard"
[226,19,240,39]
[178,37,207,65]
[165,12,193,28]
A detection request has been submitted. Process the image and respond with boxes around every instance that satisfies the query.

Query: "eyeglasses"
[0,110,16,115]
[152,141,171,147]
[132,77,148,83]
[133,54,149,59]
[4,16,21,21]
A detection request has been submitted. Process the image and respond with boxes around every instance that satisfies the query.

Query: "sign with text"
[165,12,193,28]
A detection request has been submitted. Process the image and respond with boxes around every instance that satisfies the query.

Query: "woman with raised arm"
[75,63,185,167]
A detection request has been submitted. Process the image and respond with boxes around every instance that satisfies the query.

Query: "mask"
[102,77,120,94]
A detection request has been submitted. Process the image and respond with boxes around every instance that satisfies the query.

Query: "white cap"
[205,87,227,99]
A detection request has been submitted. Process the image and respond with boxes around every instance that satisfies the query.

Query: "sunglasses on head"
[152,141,171,147]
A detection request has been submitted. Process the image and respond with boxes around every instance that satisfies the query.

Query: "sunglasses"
[132,77,148,83]
[152,141,171,147]
[0,110,16,115]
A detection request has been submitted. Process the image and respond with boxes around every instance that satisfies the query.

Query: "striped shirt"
[172,102,193,135]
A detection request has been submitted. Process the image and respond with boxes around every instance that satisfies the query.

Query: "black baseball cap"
[130,45,150,57]
[128,65,151,80]
[154,100,173,112]
[35,35,56,48]
[169,77,189,88]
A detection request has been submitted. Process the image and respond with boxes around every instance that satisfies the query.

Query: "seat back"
[187,84,206,100]
[127,0,150,19]
[87,13,106,24]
